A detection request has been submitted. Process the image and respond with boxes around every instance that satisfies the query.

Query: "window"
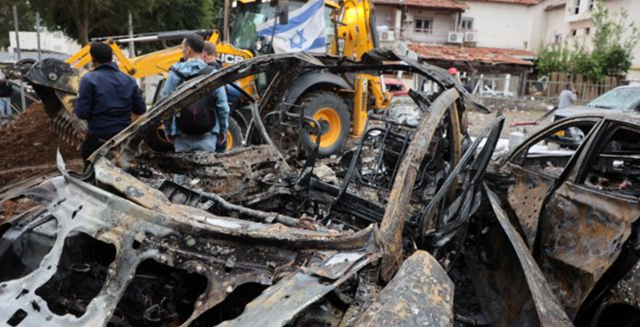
[571,29,577,37]
[573,0,581,14]
[582,127,640,196]
[460,17,473,31]
[414,18,433,34]
[513,121,596,177]
[554,33,563,44]
[587,87,640,110]
[585,27,591,35]
[589,0,595,11]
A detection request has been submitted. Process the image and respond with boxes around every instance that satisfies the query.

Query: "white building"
[374,0,537,93]
[374,0,640,80]
[9,30,82,55]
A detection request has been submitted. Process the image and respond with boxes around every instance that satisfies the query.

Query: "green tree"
[535,43,571,76]
[591,0,640,78]
[26,0,220,47]
[129,0,218,53]
[30,0,154,45]
[570,48,603,82]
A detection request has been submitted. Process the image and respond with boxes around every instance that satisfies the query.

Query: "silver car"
[551,86,640,147]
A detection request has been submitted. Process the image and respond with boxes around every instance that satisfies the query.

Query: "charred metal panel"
[142,145,288,198]
[354,251,454,327]
[539,182,640,317]
[506,166,557,249]
[474,186,573,327]
[0,155,383,327]
[379,88,460,281]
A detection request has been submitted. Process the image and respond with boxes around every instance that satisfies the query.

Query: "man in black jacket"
[75,42,146,163]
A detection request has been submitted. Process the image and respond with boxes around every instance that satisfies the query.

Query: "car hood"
[554,105,635,119]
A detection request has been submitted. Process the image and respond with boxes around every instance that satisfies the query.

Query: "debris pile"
[0,104,81,186]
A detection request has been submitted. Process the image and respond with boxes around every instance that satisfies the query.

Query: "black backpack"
[170,65,216,135]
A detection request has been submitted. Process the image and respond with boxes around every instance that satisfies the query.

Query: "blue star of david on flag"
[290,30,307,49]
[255,0,326,53]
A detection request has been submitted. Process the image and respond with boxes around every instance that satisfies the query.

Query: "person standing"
[557,83,578,109]
[203,41,239,153]
[0,78,12,118]
[75,42,146,163]
[162,34,229,152]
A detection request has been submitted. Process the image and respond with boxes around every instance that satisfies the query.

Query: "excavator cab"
[228,0,336,56]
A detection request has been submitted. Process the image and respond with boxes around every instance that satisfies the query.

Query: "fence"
[471,72,620,103]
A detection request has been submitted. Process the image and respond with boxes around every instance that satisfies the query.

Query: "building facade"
[374,0,640,82]
[534,0,640,80]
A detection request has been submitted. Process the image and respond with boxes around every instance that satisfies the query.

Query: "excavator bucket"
[22,58,89,149]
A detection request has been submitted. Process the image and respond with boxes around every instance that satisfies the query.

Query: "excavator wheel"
[226,117,243,150]
[298,91,350,157]
[145,125,174,152]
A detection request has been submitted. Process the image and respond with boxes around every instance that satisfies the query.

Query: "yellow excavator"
[18,0,390,156]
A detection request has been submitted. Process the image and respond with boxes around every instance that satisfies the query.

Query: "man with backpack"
[161,34,229,152]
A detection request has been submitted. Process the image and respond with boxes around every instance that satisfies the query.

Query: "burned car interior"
[3,49,640,327]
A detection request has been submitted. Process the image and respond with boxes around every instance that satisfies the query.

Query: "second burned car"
[483,113,640,327]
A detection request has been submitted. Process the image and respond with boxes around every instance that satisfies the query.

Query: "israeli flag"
[256,0,326,54]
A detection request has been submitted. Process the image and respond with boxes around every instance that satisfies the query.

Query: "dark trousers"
[81,132,118,163]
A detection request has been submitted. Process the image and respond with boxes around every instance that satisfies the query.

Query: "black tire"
[225,117,243,150]
[297,91,350,157]
[145,126,174,152]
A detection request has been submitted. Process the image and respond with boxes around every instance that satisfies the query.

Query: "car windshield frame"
[587,87,640,110]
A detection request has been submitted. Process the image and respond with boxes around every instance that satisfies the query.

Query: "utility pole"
[36,12,42,61]
[223,0,230,43]
[128,10,135,58]
[12,5,26,114]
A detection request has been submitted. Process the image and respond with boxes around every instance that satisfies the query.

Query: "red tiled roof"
[408,44,535,66]
[374,0,468,10]
[465,0,538,5]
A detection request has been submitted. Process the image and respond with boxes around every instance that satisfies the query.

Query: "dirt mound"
[0,104,81,186]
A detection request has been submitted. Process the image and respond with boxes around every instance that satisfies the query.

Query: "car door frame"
[503,116,605,249]
[535,118,640,318]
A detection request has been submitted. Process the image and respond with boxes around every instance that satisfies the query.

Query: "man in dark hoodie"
[75,42,146,163]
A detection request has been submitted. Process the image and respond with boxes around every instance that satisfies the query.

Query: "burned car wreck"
[0,50,580,327]
[482,114,640,326]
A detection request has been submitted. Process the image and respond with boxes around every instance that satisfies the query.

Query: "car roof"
[611,85,640,90]
[557,112,640,127]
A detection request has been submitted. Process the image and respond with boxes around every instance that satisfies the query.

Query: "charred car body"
[484,113,640,326]
[0,50,580,327]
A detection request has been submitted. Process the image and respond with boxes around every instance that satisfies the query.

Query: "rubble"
[0,103,81,186]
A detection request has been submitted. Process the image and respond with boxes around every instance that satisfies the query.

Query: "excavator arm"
[332,0,390,136]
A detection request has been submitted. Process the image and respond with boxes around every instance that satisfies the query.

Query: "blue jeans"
[174,133,217,152]
[0,98,11,117]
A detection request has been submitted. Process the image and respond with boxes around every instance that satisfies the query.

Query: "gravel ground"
[468,107,554,139]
